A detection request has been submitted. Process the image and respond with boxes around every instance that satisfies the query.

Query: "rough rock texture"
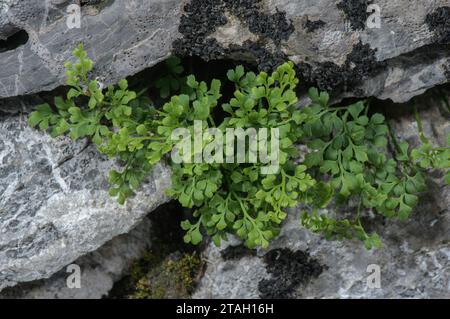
[194,90,450,299]
[1,0,450,102]
[0,217,153,299]
[173,0,450,103]
[0,97,171,291]
[1,0,450,299]
[0,0,184,98]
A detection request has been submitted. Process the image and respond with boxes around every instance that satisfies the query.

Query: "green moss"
[107,202,202,299]
[127,251,203,299]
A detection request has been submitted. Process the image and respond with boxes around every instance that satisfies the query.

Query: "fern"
[29,45,449,249]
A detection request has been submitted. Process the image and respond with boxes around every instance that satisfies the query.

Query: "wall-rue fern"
[29,44,450,250]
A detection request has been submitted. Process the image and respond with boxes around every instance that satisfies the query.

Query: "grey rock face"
[0,98,171,291]
[0,0,184,98]
[0,217,153,299]
[0,0,449,299]
[173,0,450,103]
[1,0,450,102]
[194,93,450,299]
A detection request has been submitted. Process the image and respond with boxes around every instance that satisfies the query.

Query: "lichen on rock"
[173,0,294,71]
[258,249,325,299]
[426,6,450,45]
[337,0,373,30]
[192,86,450,299]
[298,41,385,93]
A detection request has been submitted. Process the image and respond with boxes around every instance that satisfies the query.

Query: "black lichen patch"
[337,0,373,30]
[299,61,342,93]
[345,41,382,76]
[298,41,385,93]
[173,0,294,69]
[229,41,289,72]
[223,0,294,45]
[174,0,383,92]
[220,244,257,260]
[258,248,325,299]
[304,18,326,33]
[172,0,228,61]
[426,7,450,44]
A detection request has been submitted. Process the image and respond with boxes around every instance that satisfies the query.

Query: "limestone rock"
[1,0,450,298]
[1,1,450,102]
[194,91,450,299]
[0,217,153,299]
[0,0,183,98]
[174,0,450,103]
[0,97,171,291]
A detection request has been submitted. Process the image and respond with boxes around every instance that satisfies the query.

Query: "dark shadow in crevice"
[0,30,29,53]
[128,54,257,125]
[107,200,205,299]
[369,82,450,120]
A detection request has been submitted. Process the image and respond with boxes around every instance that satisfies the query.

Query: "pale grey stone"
[0,217,153,299]
[0,99,171,291]
[1,0,450,102]
[0,0,183,98]
[1,0,450,298]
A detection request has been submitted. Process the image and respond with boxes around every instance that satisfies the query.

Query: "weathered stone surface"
[174,0,450,103]
[0,0,183,98]
[1,1,450,102]
[194,91,450,299]
[1,0,449,298]
[0,97,171,291]
[0,217,153,299]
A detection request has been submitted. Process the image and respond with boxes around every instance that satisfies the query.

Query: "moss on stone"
[108,202,204,299]
[127,251,203,299]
